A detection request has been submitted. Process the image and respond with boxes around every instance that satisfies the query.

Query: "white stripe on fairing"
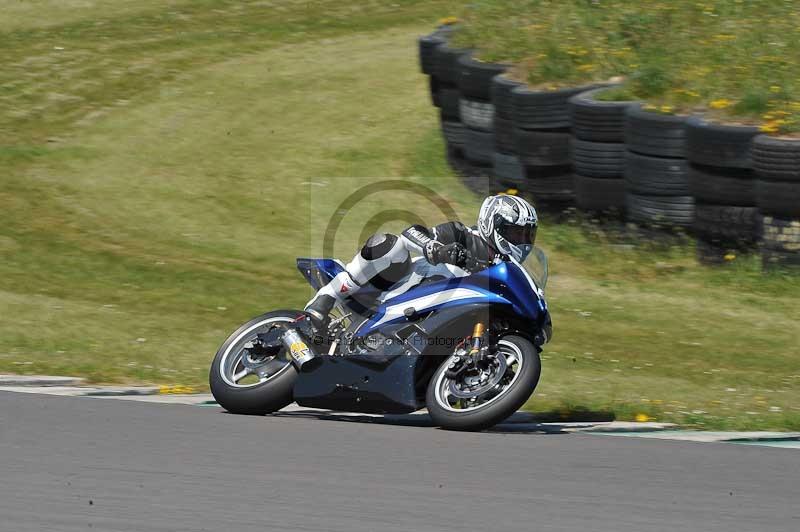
[377,258,469,303]
[370,288,486,328]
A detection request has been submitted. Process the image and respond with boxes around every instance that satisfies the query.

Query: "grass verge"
[451,0,800,132]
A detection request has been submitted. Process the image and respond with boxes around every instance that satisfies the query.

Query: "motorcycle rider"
[304,194,538,331]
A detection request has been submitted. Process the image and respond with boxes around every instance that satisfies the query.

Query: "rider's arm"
[399,224,435,255]
[400,223,470,267]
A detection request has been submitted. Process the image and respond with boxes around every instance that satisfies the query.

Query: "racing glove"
[425,242,470,268]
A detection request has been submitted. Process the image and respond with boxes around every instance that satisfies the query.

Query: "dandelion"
[761,122,780,133]
[724,253,736,261]
[439,16,458,26]
[660,105,674,114]
[709,99,733,109]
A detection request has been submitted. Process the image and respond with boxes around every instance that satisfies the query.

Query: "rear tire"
[209,311,300,415]
[426,335,541,431]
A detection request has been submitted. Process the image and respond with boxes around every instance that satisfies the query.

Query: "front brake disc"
[447,354,507,399]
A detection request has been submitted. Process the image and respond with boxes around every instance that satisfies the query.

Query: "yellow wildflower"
[709,99,733,109]
[660,105,674,114]
[439,16,458,26]
[760,123,780,133]
[770,85,782,93]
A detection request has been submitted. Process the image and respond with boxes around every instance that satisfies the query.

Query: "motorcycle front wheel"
[425,334,541,431]
[209,310,300,415]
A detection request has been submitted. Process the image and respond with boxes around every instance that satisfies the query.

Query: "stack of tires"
[457,55,506,187]
[490,75,525,190]
[419,29,473,178]
[508,84,594,207]
[624,105,693,228]
[752,136,800,269]
[685,118,760,263]
[568,88,631,214]
[434,43,471,171]
[418,28,449,108]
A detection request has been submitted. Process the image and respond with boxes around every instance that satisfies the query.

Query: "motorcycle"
[209,248,551,431]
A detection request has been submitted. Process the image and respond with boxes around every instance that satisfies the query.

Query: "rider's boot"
[303,269,362,332]
[304,293,335,332]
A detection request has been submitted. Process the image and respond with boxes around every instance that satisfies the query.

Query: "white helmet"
[477,195,538,262]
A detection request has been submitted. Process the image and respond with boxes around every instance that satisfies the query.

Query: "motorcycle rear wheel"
[209,310,300,415]
[425,334,541,431]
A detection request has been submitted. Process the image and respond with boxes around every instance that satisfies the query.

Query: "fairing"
[357,260,545,336]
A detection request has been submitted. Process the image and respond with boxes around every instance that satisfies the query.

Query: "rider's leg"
[303,271,359,327]
[304,233,410,328]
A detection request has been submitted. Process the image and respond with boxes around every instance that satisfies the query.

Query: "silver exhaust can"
[281,327,321,373]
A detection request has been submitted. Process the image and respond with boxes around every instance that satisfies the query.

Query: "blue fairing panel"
[296,258,345,291]
[296,258,545,336]
[358,261,543,336]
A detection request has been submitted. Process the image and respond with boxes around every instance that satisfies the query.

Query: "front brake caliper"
[445,350,469,379]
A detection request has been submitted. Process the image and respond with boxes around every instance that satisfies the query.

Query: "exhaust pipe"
[280,327,322,373]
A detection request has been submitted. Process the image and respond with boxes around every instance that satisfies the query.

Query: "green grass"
[451,0,800,132]
[2,1,800,430]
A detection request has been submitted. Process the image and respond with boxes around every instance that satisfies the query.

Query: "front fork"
[445,321,488,379]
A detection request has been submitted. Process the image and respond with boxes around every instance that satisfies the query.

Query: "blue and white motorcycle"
[209,249,551,431]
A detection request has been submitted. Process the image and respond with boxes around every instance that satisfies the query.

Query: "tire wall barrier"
[570,88,631,213]
[624,104,693,229]
[418,28,800,269]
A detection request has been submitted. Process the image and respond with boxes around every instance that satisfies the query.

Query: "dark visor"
[499,223,536,246]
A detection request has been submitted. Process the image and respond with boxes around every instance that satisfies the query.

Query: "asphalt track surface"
[2,391,798,532]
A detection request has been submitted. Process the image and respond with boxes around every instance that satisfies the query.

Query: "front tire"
[426,335,541,431]
[209,310,300,415]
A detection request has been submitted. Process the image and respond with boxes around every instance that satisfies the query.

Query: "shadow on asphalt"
[266,409,586,434]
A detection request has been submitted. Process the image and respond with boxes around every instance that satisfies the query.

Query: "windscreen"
[523,246,548,291]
